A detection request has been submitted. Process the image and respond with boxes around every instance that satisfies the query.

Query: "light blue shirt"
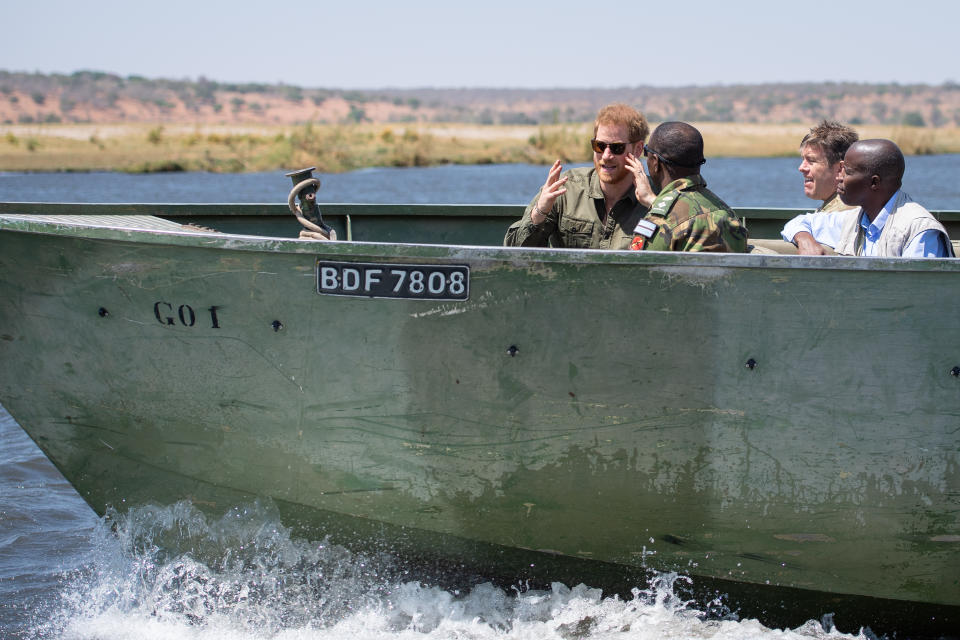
[780,191,949,257]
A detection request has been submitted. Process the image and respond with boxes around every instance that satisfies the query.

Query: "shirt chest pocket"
[558,217,596,248]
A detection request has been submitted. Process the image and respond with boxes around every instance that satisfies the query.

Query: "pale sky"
[4,0,957,89]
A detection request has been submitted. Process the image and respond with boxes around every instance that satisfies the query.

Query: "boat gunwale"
[2,212,959,274]
[3,200,960,221]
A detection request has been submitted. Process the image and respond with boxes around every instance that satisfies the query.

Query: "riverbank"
[2,122,958,173]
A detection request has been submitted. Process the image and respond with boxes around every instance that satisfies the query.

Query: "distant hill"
[3,70,960,128]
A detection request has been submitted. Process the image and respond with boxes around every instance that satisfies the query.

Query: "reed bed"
[3,122,960,173]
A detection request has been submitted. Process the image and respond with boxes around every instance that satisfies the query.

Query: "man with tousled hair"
[798,120,859,213]
[781,139,953,257]
[504,103,650,249]
[625,122,747,252]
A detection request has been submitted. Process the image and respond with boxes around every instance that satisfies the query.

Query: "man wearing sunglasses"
[625,121,747,252]
[504,103,650,249]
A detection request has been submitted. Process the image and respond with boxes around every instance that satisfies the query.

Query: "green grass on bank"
[0,123,592,173]
[2,122,959,174]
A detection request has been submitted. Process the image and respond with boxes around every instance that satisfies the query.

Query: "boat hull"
[1,215,959,634]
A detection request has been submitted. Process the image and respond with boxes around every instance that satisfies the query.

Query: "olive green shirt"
[503,167,648,249]
[638,174,748,253]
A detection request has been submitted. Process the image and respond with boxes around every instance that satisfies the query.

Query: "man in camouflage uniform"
[503,103,649,249]
[625,122,747,252]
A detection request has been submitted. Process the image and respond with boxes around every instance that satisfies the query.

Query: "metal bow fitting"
[286,167,337,241]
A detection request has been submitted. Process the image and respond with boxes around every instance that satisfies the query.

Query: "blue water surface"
[1,155,959,209]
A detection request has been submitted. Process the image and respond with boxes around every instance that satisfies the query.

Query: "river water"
[2,156,960,208]
[2,159,958,640]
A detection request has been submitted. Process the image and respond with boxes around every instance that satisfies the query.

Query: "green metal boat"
[0,196,958,636]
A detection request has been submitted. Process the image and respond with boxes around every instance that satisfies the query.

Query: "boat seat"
[0,214,218,233]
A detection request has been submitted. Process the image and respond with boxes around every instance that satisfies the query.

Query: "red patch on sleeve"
[630,236,646,251]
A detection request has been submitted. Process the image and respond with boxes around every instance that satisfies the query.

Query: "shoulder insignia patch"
[650,195,674,214]
[630,235,646,251]
[633,218,657,238]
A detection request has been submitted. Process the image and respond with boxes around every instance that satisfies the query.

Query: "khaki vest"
[834,191,954,257]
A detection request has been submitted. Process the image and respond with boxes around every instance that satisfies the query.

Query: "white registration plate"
[316,261,470,300]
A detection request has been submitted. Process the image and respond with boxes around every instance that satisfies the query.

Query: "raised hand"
[531,160,568,223]
[626,153,656,208]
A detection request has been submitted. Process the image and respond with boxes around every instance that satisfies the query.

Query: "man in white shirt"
[781,139,953,257]
[797,120,858,214]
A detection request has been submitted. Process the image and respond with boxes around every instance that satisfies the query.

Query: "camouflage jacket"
[632,174,748,252]
[503,167,648,249]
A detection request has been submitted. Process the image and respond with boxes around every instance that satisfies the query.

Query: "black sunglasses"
[643,144,674,165]
[591,139,629,155]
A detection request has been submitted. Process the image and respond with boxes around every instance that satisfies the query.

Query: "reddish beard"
[595,157,629,184]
